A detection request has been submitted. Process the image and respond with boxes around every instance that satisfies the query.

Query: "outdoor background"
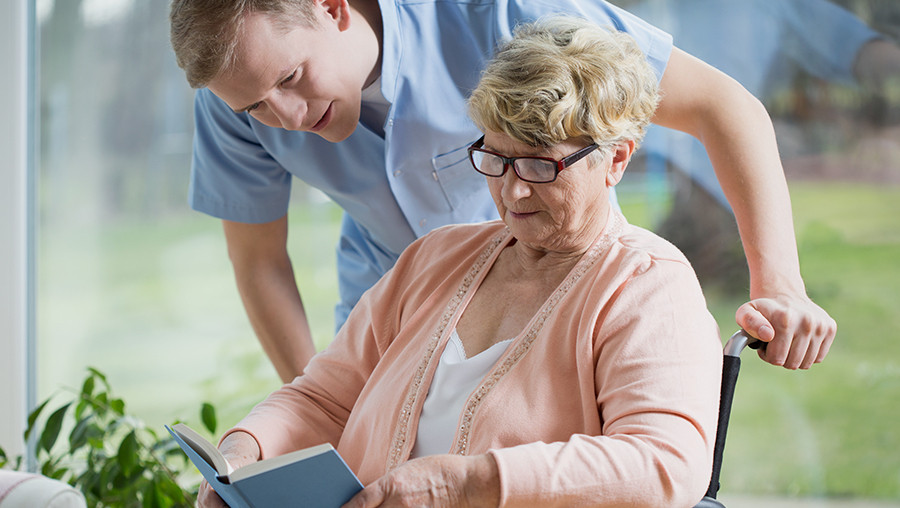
[15,0,900,503]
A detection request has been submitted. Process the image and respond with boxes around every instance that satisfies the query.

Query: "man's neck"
[348,0,383,88]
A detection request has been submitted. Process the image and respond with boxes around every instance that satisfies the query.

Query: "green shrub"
[1,367,217,508]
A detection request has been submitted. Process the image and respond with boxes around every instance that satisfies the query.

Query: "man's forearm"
[697,81,805,298]
[232,256,317,383]
[654,48,836,369]
[654,48,805,296]
[223,217,319,382]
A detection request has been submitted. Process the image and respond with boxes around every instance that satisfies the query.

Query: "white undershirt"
[411,329,513,458]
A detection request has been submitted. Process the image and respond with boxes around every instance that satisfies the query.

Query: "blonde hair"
[169,0,317,88]
[468,16,660,153]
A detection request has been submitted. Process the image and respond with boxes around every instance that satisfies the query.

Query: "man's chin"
[313,121,357,143]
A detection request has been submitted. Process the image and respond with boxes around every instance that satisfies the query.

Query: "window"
[18,0,900,503]
[33,0,340,432]
[0,0,34,461]
[613,0,900,501]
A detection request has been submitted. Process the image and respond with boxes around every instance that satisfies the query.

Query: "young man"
[170,0,836,382]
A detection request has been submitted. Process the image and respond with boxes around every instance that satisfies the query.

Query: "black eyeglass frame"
[467,135,601,184]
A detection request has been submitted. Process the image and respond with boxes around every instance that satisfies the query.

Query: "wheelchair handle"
[724,329,765,357]
[706,329,762,500]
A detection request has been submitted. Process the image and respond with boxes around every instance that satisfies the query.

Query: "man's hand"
[736,293,836,370]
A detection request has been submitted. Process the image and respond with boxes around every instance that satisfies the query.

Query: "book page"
[229,443,334,482]
[171,423,233,475]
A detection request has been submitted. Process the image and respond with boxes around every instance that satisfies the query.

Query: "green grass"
[625,181,900,499]
[722,183,900,499]
[30,181,900,500]
[35,192,342,436]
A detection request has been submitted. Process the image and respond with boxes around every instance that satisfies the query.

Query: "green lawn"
[723,183,900,499]
[31,181,900,500]
[623,181,900,499]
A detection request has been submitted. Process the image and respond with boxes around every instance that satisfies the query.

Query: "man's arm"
[223,215,317,382]
[853,38,900,94]
[652,47,836,369]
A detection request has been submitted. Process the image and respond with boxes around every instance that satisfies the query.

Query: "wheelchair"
[695,330,762,508]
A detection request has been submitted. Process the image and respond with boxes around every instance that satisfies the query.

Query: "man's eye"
[281,71,297,85]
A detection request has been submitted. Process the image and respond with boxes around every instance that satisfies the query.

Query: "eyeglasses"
[467,135,600,184]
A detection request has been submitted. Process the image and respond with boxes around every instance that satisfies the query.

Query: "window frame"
[0,0,36,464]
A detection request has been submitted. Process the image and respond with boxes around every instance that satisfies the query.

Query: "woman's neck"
[508,206,612,273]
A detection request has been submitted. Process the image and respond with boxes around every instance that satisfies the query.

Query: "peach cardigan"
[227,212,723,507]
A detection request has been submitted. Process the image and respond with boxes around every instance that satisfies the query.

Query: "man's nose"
[267,93,307,131]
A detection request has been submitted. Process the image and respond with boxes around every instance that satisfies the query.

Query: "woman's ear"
[606,140,636,187]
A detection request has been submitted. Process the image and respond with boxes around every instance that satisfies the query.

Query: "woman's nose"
[500,164,533,200]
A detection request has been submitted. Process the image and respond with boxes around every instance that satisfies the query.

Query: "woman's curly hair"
[468,15,661,153]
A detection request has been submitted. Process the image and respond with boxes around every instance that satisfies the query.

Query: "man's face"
[207,9,369,142]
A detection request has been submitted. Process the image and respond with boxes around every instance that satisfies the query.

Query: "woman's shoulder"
[397,220,508,267]
[614,222,692,268]
[414,220,507,249]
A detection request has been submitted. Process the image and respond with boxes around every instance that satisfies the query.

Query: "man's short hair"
[169,0,317,88]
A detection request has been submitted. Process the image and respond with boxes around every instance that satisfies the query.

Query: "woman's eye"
[246,102,261,112]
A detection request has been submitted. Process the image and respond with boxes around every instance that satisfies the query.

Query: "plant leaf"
[74,398,88,421]
[25,397,52,440]
[117,430,139,477]
[158,474,192,504]
[110,398,126,416]
[40,402,72,453]
[69,415,93,451]
[87,367,108,387]
[200,402,217,434]
[48,466,68,481]
[142,481,158,508]
[81,375,95,399]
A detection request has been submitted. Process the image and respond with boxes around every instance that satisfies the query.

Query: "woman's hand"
[736,292,836,370]
[342,454,501,508]
[196,431,262,508]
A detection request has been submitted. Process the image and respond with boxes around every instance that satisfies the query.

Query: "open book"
[166,423,363,508]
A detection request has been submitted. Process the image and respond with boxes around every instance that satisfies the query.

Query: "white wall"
[1,0,33,460]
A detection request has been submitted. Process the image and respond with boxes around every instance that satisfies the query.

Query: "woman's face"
[483,131,621,254]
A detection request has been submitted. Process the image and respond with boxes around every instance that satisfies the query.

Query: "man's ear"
[319,0,352,31]
[606,140,636,187]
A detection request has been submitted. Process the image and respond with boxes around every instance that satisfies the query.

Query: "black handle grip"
[706,355,740,498]
[748,339,766,351]
[705,330,756,500]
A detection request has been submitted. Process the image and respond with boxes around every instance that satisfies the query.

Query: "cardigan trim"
[387,229,508,470]
[387,212,625,467]
[453,212,625,455]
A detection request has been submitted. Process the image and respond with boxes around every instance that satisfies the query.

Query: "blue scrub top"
[188,0,674,328]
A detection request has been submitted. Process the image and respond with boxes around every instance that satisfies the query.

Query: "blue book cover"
[166,424,363,508]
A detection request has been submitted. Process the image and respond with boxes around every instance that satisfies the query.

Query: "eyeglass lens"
[470,151,557,183]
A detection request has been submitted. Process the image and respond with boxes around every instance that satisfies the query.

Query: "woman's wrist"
[218,430,261,469]
[466,454,501,507]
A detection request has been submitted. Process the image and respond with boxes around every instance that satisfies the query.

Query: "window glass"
[35,0,340,431]
[612,0,900,502]
[35,0,899,503]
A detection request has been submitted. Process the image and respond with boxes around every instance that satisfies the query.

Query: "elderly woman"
[199,16,722,508]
